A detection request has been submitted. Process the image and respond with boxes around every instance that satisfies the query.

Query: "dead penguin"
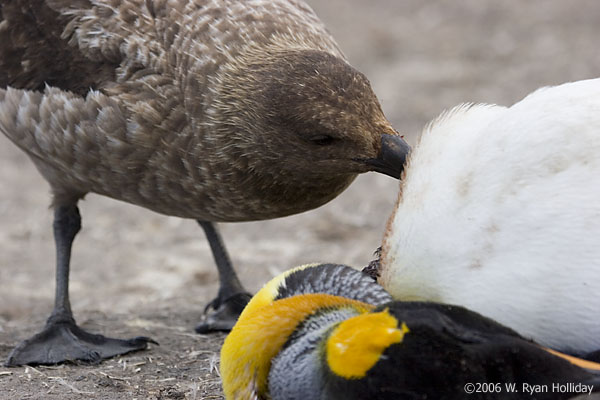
[0,0,410,366]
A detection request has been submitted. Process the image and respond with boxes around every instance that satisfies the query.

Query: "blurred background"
[1,0,599,398]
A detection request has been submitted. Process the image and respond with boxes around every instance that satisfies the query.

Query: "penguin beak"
[365,134,411,179]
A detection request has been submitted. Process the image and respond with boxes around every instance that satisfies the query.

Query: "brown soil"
[2,1,600,399]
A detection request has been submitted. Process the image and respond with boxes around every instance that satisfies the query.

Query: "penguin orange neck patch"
[326,308,409,379]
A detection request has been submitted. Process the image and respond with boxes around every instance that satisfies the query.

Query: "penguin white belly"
[381,79,600,355]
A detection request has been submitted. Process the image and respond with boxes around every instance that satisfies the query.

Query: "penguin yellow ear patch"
[326,309,409,379]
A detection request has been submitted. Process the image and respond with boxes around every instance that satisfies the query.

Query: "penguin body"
[380,79,600,355]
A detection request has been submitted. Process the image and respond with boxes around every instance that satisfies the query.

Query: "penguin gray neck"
[268,306,361,400]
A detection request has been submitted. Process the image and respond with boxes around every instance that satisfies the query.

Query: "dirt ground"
[1,1,600,399]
